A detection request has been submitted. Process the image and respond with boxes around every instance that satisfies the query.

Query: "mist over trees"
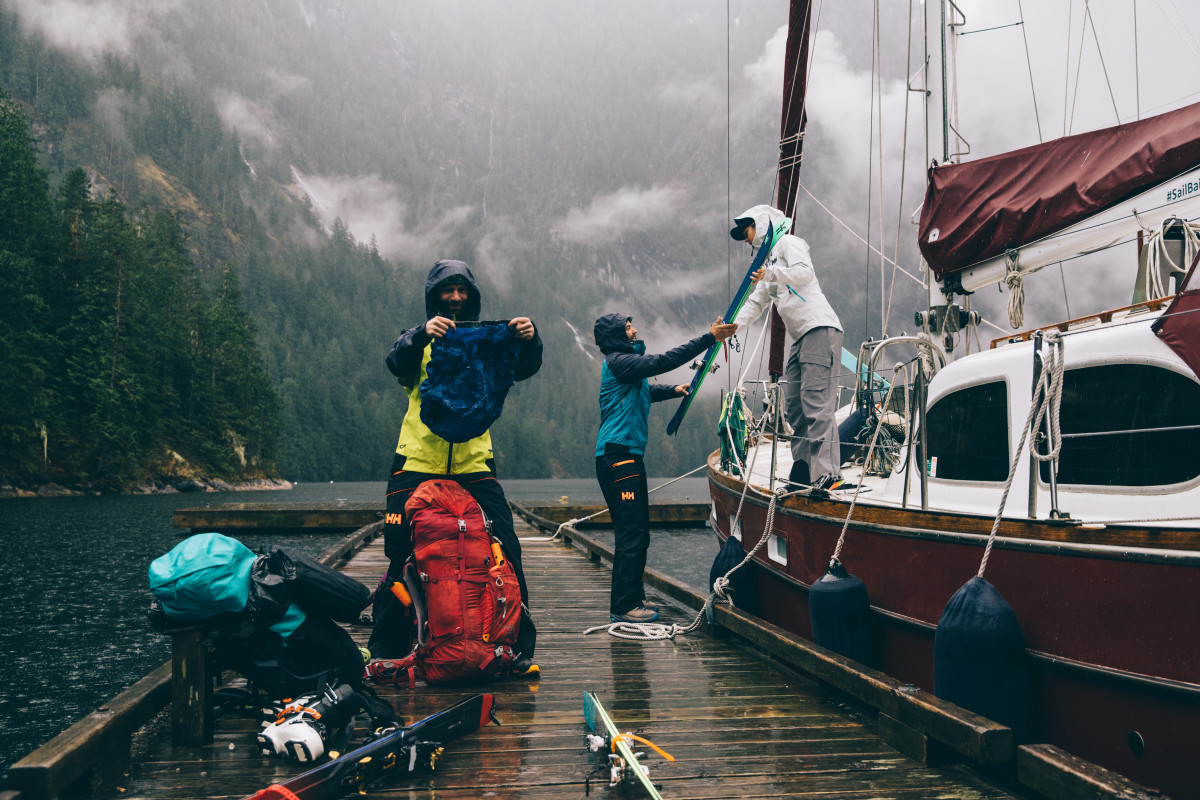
[4,0,938,485]
[0,92,278,489]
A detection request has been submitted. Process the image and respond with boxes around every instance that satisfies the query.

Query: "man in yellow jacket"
[368,259,542,674]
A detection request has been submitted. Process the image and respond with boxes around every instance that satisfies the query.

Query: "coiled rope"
[584,395,783,641]
[1005,250,1026,329]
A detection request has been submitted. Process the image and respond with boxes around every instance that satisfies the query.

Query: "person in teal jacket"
[593,313,736,623]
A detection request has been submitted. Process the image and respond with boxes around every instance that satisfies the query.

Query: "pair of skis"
[241,693,496,800]
[583,691,674,799]
[667,220,781,435]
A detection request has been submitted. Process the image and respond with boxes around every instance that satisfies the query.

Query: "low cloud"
[744,24,788,102]
[6,0,172,59]
[560,185,685,245]
[660,77,723,113]
[214,91,275,147]
[289,167,471,260]
[93,88,132,149]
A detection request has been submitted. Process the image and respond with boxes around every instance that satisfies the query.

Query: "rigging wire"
[1015,0,1044,142]
[1063,0,1073,138]
[1085,1,1122,123]
[874,0,886,339]
[1068,3,1087,134]
[949,2,964,161]
[796,181,926,285]
[726,0,732,391]
[864,1,878,343]
[1157,0,1200,66]
[883,0,918,337]
[1134,0,1140,120]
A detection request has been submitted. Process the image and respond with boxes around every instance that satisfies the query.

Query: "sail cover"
[918,101,1200,281]
[1152,251,1200,380]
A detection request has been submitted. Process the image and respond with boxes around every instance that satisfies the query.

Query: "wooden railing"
[6,521,384,800]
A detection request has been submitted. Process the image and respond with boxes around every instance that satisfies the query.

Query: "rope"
[1005,250,1026,328]
[978,330,1066,578]
[830,364,906,562]
[585,398,784,641]
[1141,218,1200,299]
[795,181,926,286]
[530,463,711,543]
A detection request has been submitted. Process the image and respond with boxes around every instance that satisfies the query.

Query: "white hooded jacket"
[730,205,842,340]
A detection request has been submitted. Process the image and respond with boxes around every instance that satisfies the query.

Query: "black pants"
[595,447,650,615]
[368,453,537,659]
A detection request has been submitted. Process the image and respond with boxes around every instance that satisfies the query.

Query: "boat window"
[1040,364,1200,487]
[925,381,1010,481]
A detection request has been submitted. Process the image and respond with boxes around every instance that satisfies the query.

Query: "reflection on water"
[0,478,714,783]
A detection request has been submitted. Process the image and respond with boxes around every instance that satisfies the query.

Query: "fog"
[8,0,1200,368]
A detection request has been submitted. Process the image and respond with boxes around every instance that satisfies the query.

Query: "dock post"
[170,625,213,746]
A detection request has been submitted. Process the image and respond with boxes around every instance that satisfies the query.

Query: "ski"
[242,693,496,800]
[582,691,673,799]
[667,220,781,435]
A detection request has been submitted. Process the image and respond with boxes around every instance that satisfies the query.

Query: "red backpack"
[393,479,522,684]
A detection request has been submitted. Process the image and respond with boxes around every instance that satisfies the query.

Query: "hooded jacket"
[387,260,542,474]
[730,205,841,340]
[593,312,716,457]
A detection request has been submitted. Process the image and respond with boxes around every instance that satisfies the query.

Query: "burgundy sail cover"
[1152,251,1200,380]
[919,101,1200,280]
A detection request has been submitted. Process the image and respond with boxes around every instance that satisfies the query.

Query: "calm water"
[0,477,714,783]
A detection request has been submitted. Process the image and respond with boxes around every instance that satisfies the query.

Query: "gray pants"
[785,326,842,481]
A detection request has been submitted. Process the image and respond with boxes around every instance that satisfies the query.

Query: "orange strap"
[612,733,675,762]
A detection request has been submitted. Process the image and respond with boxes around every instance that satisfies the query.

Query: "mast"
[769,0,814,378]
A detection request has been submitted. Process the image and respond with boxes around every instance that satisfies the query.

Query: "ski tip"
[582,691,599,731]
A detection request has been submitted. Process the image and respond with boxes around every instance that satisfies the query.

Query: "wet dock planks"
[114,516,1021,800]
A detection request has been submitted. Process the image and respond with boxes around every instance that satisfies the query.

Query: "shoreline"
[0,477,294,499]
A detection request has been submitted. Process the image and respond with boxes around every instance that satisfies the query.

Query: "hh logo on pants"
[621,491,635,501]
[385,512,404,525]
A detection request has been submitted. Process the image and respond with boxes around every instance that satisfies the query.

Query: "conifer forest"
[1,3,808,490]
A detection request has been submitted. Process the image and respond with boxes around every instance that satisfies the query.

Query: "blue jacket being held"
[593,312,715,457]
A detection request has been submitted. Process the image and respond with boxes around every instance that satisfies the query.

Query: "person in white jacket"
[730,205,850,491]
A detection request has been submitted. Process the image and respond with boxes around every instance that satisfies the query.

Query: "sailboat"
[705,2,1200,798]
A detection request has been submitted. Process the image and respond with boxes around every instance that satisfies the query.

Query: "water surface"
[0,477,714,782]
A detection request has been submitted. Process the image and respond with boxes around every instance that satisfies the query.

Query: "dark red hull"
[709,471,1200,799]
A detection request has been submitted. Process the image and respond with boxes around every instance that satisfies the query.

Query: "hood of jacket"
[734,205,792,248]
[594,312,643,356]
[425,259,482,320]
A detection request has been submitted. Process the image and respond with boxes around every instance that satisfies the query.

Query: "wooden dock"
[172,502,384,534]
[172,502,711,534]
[76,514,1023,800]
[11,500,1159,799]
